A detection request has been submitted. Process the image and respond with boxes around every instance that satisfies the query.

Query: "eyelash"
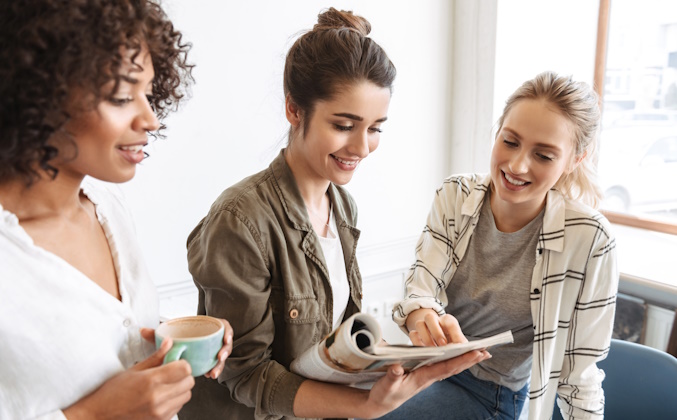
[537,154,554,162]
[109,97,132,106]
[503,139,554,161]
[108,94,155,107]
[333,124,382,133]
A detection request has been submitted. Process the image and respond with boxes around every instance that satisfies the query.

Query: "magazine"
[290,312,513,386]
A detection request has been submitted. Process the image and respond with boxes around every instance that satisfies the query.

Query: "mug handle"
[163,343,187,364]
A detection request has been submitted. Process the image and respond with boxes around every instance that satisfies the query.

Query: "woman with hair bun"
[0,1,232,419]
[180,8,488,420]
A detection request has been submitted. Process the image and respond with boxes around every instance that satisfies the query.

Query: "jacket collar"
[462,173,565,252]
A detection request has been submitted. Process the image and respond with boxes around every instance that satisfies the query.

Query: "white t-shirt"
[0,179,160,419]
[317,208,350,329]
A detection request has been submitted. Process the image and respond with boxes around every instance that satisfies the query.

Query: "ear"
[567,150,587,174]
[285,95,301,127]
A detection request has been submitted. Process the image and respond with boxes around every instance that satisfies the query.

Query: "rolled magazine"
[290,312,513,386]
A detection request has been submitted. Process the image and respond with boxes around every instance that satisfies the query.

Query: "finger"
[206,357,225,379]
[379,364,405,391]
[140,327,156,343]
[480,350,492,361]
[414,320,436,347]
[220,319,234,346]
[387,364,405,380]
[151,380,194,419]
[154,359,194,384]
[423,313,448,346]
[409,330,424,347]
[439,315,467,344]
[132,337,172,371]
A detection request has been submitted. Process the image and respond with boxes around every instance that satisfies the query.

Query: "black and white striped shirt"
[394,173,618,420]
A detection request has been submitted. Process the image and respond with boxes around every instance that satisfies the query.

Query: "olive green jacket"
[179,151,363,420]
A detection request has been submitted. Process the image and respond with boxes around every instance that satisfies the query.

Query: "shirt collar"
[462,173,565,252]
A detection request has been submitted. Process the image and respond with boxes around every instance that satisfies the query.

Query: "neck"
[283,147,331,209]
[489,185,546,233]
[0,172,86,221]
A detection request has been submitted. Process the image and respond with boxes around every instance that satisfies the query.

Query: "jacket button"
[538,249,543,255]
[289,309,299,319]
[533,288,540,294]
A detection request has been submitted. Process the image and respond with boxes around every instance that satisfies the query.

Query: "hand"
[363,349,491,418]
[63,337,194,420]
[204,318,234,379]
[406,309,467,347]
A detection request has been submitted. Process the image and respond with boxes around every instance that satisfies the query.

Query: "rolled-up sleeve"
[556,229,618,419]
[393,182,461,330]
[187,207,306,417]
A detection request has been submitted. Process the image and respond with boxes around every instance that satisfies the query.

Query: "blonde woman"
[385,72,618,420]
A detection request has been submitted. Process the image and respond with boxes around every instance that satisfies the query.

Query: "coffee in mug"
[155,315,224,377]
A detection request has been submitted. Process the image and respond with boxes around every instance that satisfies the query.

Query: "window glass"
[599,0,677,219]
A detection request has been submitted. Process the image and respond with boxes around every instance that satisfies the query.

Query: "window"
[598,0,677,222]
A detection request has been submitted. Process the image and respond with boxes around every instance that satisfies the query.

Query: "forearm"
[293,379,374,419]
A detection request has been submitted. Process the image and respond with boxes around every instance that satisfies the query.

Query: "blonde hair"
[496,71,602,208]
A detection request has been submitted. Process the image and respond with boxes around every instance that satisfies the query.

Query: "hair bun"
[313,7,371,36]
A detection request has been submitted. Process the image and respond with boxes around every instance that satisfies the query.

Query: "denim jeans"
[376,369,529,420]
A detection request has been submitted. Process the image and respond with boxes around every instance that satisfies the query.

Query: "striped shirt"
[393,173,618,420]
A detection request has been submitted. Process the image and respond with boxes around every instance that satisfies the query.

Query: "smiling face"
[52,47,159,184]
[285,80,391,187]
[490,98,577,219]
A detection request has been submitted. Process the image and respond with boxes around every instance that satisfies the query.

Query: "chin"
[93,170,137,184]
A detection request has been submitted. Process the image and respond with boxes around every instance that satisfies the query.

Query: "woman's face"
[490,98,577,215]
[287,81,391,187]
[53,48,159,184]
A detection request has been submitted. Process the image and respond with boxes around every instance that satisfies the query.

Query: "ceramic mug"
[155,315,224,377]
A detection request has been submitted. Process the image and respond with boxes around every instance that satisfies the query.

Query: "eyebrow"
[502,128,563,152]
[333,112,388,123]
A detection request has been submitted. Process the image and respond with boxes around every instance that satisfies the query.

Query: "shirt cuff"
[392,297,446,334]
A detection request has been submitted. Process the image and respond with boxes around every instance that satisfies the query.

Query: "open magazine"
[290,312,513,386]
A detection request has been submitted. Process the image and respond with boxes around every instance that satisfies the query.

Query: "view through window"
[598,0,677,221]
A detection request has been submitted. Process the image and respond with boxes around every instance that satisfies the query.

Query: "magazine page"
[290,313,514,385]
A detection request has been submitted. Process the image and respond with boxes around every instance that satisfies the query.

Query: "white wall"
[493,0,599,122]
[119,1,455,287]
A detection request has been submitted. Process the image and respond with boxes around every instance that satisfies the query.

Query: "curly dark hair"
[0,0,194,184]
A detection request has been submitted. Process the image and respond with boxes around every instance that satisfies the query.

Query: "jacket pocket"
[270,290,322,324]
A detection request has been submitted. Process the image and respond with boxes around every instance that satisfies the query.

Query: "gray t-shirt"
[445,190,543,391]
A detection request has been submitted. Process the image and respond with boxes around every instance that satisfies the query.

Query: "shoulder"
[437,173,488,195]
[80,177,134,222]
[562,198,615,244]
[207,166,274,217]
[433,173,489,212]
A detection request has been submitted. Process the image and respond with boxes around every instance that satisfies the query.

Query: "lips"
[504,171,528,186]
[117,143,147,164]
[331,154,360,171]
[501,170,530,191]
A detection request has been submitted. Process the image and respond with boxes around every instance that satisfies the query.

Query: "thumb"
[131,337,172,371]
[386,364,405,382]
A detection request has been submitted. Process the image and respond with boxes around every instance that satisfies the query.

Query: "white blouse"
[0,179,159,420]
[317,208,350,330]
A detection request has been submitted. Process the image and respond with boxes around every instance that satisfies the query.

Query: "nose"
[348,129,373,158]
[509,150,529,175]
[133,95,160,132]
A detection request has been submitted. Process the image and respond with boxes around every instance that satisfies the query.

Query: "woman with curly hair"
[0,1,232,419]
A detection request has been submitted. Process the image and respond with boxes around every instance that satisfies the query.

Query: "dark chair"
[552,338,677,419]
